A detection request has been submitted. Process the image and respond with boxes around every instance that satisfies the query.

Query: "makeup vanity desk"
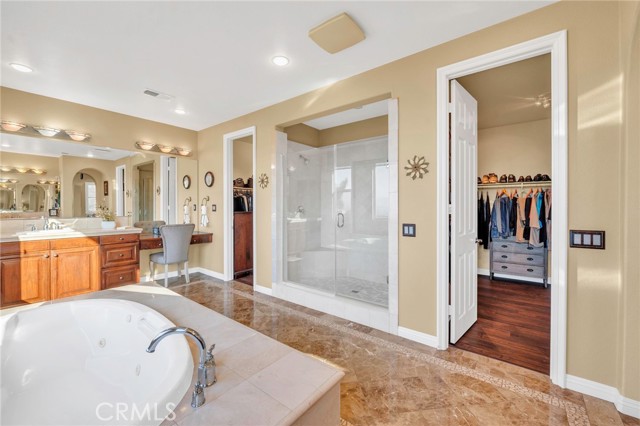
[139,231,213,250]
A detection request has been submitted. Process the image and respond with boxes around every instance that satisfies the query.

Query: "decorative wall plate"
[405,155,429,180]
[258,173,269,189]
[182,175,191,189]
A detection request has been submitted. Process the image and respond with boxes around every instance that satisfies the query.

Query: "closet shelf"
[478,181,552,190]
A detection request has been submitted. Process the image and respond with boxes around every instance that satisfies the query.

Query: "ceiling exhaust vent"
[143,89,174,102]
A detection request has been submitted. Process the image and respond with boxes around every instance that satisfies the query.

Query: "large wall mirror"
[0,133,198,223]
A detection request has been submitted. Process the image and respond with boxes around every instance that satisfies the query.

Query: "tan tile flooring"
[162,275,638,426]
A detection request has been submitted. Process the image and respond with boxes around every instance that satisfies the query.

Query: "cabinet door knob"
[501,245,508,248]
[527,257,534,261]
[501,266,508,269]
[119,276,124,280]
[527,268,534,272]
[52,253,58,257]
[501,255,507,259]
[43,254,50,258]
[119,253,124,257]
[119,237,124,241]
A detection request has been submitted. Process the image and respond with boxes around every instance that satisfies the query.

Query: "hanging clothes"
[545,188,552,249]
[478,192,490,249]
[490,193,511,239]
[484,192,491,249]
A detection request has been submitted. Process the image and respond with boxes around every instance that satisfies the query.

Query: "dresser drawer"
[493,262,544,278]
[101,243,139,268]
[492,240,544,255]
[100,233,140,245]
[492,252,544,266]
[102,265,139,289]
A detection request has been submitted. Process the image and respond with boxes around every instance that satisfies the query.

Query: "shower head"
[299,154,310,165]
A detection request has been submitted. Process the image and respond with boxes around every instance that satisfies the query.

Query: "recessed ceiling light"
[174,108,186,115]
[271,56,290,66]
[10,63,33,73]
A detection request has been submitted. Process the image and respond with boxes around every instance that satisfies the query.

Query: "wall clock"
[182,175,191,189]
[204,171,215,187]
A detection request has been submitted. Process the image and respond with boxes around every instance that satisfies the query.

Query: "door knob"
[475,239,483,244]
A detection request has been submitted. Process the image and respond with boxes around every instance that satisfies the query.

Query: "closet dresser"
[490,237,548,287]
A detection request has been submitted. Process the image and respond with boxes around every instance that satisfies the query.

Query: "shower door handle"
[337,212,345,228]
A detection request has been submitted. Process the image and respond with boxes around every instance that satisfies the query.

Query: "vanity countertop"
[0,227,142,243]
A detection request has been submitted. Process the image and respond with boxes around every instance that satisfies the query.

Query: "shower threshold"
[293,276,388,308]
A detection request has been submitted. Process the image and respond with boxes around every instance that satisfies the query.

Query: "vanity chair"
[149,224,195,287]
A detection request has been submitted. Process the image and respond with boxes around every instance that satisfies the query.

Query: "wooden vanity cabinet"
[100,233,140,289]
[0,233,141,308]
[0,241,51,307]
[0,237,100,307]
[50,237,101,299]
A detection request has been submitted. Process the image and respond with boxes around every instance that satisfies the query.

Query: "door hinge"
[448,102,453,114]
[448,204,453,214]
[448,304,452,319]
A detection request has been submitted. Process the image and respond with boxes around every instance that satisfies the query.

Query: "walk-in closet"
[233,136,253,283]
[452,54,553,374]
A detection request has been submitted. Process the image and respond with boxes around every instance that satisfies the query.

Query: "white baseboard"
[254,284,272,296]
[566,374,640,418]
[398,326,439,349]
[193,267,225,281]
[477,268,551,285]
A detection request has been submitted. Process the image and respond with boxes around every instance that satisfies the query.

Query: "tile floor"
[156,274,638,426]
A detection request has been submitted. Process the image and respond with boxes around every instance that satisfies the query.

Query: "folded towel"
[200,204,209,227]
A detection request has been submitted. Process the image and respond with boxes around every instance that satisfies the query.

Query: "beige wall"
[233,137,253,182]
[0,87,197,158]
[618,0,640,401]
[196,1,636,398]
[478,119,550,178]
[318,115,388,146]
[284,115,388,147]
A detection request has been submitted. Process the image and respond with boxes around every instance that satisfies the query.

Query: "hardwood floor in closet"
[453,276,551,374]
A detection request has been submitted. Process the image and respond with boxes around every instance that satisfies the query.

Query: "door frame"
[436,31,568,386]
[223,126,257,284]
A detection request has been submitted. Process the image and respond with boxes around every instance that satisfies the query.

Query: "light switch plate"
[402,223,416,237]
[211,204,217,212]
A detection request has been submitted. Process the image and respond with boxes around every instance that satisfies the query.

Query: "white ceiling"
[457,54,551,129]
[304,99,388,130]
[0,133,134,161]
[1,1,555,131]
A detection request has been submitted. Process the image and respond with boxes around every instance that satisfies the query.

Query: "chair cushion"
[150,251,166,264]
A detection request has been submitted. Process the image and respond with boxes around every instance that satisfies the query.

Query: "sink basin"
[16,229,79,237]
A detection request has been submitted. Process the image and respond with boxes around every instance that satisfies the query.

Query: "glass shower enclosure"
[284,136,389,307]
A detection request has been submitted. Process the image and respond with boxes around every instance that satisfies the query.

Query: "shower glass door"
[334,138,389,307]
[285,144,336,295]
[284,136,389,307]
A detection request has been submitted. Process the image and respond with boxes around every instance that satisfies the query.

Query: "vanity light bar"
[134,141,191,156]
[0,166,47,175]
[0,178,19,184]
[1,120,91,142]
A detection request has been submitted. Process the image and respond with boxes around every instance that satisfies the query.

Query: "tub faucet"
[146,327,217,408]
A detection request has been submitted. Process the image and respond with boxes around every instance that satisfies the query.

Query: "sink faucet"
[43,217,50,230]
[146,327,216,408]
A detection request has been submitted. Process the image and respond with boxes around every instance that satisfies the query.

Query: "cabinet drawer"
[0,240,50,257]
[492,240,544,255]
[100,233,140,245]
[493,262,544,278]
[191,233,212,244]
[101,243,139,268]
[50,237,99,250]
[102,265,139,289]
[492,252,544,266]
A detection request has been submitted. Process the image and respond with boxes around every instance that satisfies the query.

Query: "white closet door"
[450,80,478,344]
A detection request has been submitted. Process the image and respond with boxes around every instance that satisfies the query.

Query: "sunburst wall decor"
[258,173,269,189]
[405,155,429,180]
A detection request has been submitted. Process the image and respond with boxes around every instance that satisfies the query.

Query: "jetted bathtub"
[0,299,193,426]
